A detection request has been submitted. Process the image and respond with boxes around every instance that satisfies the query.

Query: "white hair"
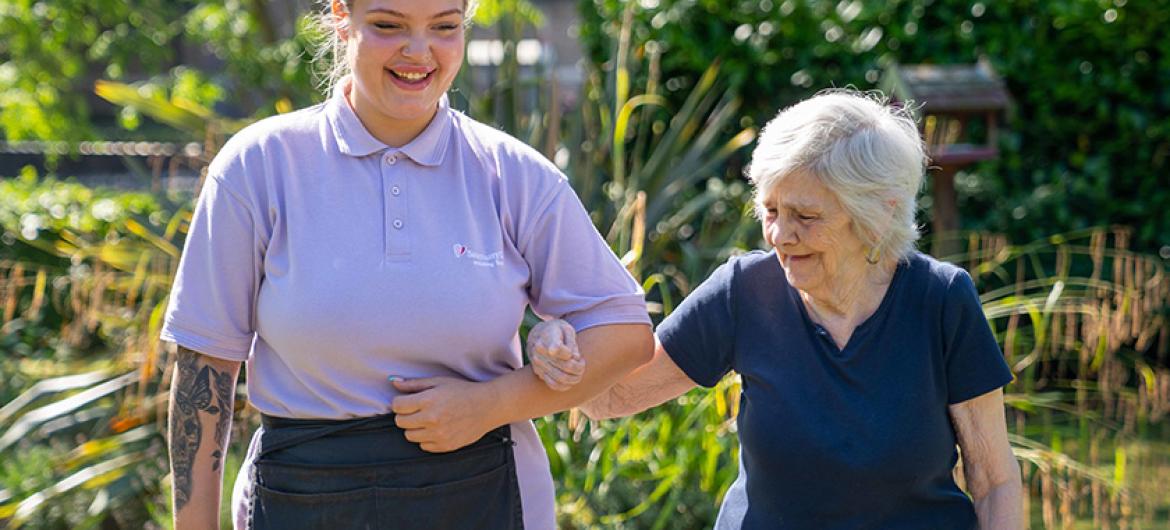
[746,89,926,262]
[308,0,479,96]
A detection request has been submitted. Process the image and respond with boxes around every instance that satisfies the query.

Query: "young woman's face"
[338,0,465,136]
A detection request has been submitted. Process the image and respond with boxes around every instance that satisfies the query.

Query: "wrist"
[477,376,514,428]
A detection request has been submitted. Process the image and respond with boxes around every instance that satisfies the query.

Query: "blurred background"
[1,0,1167,528]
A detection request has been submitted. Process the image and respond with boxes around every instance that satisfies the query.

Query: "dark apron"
[248,413,525,530]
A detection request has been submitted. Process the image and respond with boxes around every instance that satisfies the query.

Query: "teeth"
[394,71,428,81]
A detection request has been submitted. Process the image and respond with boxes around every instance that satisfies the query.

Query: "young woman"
[161,2,652,528]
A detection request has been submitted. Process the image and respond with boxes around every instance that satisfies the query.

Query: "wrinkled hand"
[390,377,496,453]
[527,319,584,391]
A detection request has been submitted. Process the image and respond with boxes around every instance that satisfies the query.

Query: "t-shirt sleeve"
[520,182,650,332]
[159,176,263,361]
[656,259,737,388]
[942,269,1014,404]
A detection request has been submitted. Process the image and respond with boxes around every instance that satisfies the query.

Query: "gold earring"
[865,246,881,265]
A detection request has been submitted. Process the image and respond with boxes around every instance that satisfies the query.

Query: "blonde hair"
[309,0,479,95]
[746,89,927,262]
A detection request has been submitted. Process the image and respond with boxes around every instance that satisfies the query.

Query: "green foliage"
[0,0,324,144]
[0,170,190,529]
[539,381,740,529]
[182,0,325,111]
[473,0,547,28]
[578,0,1170,254]
[3,1,1170,528]
[0,0,188,141]
[0,168,184,367]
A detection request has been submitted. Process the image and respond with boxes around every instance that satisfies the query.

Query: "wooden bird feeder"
[880,59,1011,257]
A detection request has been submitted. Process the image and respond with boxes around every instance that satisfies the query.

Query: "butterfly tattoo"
[169,347,235,512]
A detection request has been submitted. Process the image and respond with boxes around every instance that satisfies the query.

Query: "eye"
[434,23,460,31]
[373,22,402,30]
[797,213,818,222]
[762,207,778,219]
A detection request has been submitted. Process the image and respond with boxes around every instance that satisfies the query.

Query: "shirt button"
[384,153,397,164]
[391,186,401,196]
[392,219,404,229]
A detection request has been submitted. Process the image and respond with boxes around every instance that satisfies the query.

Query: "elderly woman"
[160,1,652,529]
[535,90,1023,528]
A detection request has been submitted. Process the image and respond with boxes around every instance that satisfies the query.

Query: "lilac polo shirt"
[160,77,650,529]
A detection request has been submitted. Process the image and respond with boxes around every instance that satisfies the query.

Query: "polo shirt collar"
[326,77,453,167]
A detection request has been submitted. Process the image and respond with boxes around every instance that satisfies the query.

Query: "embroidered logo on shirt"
[453,243,503,267]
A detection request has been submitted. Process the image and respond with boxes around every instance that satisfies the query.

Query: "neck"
[345,85,438,148]
[801,257,897,325]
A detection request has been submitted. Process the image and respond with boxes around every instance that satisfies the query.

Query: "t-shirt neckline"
[780,251,909,355]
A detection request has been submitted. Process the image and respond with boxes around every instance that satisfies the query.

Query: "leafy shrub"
[578,0,1170,255]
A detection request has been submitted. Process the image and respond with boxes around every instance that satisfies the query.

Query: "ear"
[331,0,351,41]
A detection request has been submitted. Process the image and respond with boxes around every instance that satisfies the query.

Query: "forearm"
[951,389,1024,530]
[486,323,653,425]
[169,346,240,530]
[580,338,698,420]
[973,477,1024,530]
[579,376,647,420]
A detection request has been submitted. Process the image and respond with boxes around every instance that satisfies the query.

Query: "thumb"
[390,377,439,393]
[556,320,580,357]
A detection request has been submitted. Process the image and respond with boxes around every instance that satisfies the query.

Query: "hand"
[390,377,497,453]
[527,319,584,391]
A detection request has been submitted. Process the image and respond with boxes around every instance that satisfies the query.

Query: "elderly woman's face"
[340,0,465,129]
[759,171,868,294]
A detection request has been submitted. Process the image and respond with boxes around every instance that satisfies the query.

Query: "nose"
[401,33,429,60]
[770,216,799,248]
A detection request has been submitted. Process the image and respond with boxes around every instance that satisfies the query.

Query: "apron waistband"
[258,413,514,458]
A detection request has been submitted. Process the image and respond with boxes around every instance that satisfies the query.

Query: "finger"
[527,322,554,347]
[538,372,572,392]
[393,411,427,430]
[542,345,583,375]
[531,355,556,380]
[402,427,429,444]
[533,354,574,381]
[532,356,577,388]
[420,442,452,454]
[391,377,439,393]
[558,357,586,378]
[531,343,555,362]
[390,394,425,415]
[557,320,580,355]
[543,343,576,362]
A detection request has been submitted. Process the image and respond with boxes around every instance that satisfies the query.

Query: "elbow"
[578,401,607,421]
[627,326,655,368]
[608,326,654,379]
[968,459,1023,503]
[577,391,626,421]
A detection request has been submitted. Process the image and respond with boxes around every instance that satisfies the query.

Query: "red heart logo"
[453,244,466,257]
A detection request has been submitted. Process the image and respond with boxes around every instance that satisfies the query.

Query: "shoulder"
[901,252,972,294]
[208,103,329,187]
[684,250,778,305]
[733,250,779,275]
[897,253,984,321]
[451,112,565,185]
[718,250,782,291]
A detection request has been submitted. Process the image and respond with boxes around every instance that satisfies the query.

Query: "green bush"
[578,0,1170,255]
[0,167,183,363]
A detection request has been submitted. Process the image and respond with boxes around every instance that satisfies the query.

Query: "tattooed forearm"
[168,346,235,513]
[211,367,233,471]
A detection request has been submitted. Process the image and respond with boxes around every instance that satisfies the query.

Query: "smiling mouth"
[388,69,433,83]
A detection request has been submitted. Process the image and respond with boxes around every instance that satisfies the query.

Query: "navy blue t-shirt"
[657,250,1013,529]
